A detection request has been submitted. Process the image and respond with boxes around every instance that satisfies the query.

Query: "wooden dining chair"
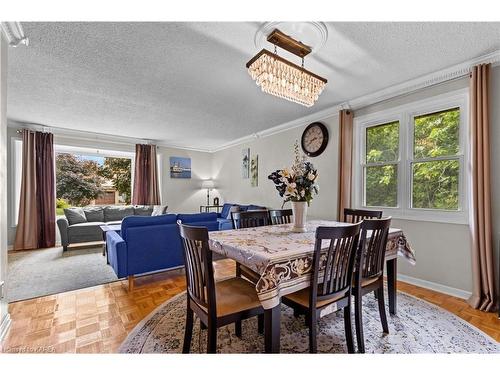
[282,223,361,353]
[343,208,383,223]
[269,209,293,225]
[231,210,271,229]
[178,222,264,353]
[353,217,391,353]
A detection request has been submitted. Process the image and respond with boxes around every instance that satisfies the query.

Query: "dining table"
[208,219,415,353]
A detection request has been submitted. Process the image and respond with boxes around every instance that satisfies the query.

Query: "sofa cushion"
[152,205,169,216]
[67,221,104,243]
[177,212,218,224]
[217,218,234,231]
[134,205,153,216]
[64,207,87,225]
[220,203,235,219]
[83,206,105,222]
[104,206,134,222]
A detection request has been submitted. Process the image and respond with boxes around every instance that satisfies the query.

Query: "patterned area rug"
[119,291,499,353]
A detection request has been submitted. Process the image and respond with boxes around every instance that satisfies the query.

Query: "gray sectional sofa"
[57,205,167,251]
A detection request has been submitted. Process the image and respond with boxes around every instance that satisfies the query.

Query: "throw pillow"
[226,205,240,219]
[152,205,169,216]
[83,206,104,222]
[64,207,87,225]
[134,205,154,216]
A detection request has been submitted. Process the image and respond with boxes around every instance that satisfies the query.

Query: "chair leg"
[293,308,300,318]
[182,306,194,353]
[258,314,264,334]
[235,321,242,338]
[354,289,365,353]
[207,322,217,353]
[343,304,355,354]
[308,312,317,353]
[236,263,241,277]
[374,289,379,299]
[377,285,389,334]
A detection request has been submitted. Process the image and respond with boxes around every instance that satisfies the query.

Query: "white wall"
[211,73,500,297]
[212,114,339,220]
[6,128,214,247]
[0,33,10,341]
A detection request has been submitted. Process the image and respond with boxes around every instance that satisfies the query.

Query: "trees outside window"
[412,108,460,210]
[55,153,132,210]
[356,90,468,223]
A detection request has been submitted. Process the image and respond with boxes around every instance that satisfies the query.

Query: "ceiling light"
[246,29,327,107]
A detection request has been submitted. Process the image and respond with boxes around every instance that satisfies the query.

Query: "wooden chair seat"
[352,276,380,289]
[284,287,346,309]
[198,277,262,317]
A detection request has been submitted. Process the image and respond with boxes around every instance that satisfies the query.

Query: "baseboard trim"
[0,313,11,343]
[397,273,472,300]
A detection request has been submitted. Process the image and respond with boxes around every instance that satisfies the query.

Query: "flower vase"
[291,201,308,232]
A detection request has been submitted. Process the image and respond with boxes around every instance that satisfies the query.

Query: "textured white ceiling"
[7,22,500,150]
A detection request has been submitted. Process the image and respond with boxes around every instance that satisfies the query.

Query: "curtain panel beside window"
[468,63,496,312]
[14,129,56,250]
[337,109,354,220]
[132,144,161,205]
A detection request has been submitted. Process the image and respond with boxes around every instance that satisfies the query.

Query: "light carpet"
[119,291,500,354]
[7,246,118,302]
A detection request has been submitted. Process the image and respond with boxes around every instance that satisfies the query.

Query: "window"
[364,121,399,208]
[54,145,134,215]
[411,108,460,210]
[354,89,468,223]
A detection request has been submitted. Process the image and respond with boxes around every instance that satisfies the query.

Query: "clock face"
[301,122,329,157]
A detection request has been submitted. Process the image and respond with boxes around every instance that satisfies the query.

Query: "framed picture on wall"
[250,154,258,187]
[170,156,191,179]
[242,148,250,179]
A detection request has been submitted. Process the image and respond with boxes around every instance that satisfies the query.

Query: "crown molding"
[8,49,500,154]
[0,22,29,47]
[7,120,213,153]
[210,49,500,153]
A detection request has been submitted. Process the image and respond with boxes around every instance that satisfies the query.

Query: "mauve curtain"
[337,109,354,220]
[14,130,55,250]
[132,144,160,205]
[468,63,496,311]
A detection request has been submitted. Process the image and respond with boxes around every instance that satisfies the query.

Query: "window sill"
[358,207,469,225]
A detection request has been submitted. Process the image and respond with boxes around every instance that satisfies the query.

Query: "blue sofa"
[106,212,219,281]
[217,203,267,230]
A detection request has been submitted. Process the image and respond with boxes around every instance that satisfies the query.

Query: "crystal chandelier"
[246,29,327,107]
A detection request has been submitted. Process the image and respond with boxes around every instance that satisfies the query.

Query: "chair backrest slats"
[269,209,293,225]
[357,217,391,282]
[343,208,383,223]
[231,210,270,229]
[178,222,216,311]
[312,224,361,304]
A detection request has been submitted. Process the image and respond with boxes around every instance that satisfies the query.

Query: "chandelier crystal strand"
[247,51,326,107]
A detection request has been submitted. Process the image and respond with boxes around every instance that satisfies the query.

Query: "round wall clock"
[301,122,329,157]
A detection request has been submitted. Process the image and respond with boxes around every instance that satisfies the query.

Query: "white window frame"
[353,88,469,224]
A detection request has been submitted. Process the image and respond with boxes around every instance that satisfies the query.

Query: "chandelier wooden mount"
[266,29,312,58]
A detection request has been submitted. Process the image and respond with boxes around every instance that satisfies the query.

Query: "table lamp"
[201,180,215,206]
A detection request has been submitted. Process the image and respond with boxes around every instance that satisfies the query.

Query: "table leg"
[386,258,397,315]
[102,231,106,257]
[264,303,280,353]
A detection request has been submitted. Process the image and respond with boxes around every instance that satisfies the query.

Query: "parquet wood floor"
[1,259,498,353]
